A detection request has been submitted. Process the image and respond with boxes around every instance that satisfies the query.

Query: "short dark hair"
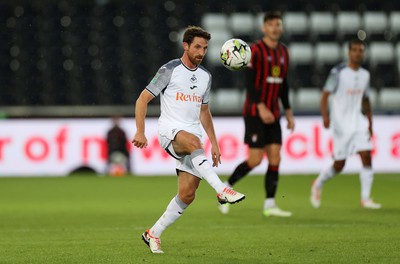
[348,38,365,50]
[263,11,282,22]
[183,26,211,45]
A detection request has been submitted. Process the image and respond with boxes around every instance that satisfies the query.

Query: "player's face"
[185,37,208,66]
[348,43,365,65]
[262,18,283,41]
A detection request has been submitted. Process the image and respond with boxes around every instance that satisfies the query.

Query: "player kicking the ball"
[133,26,245,254]
[310,39,381,209]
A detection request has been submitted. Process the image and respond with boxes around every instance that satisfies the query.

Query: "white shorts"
[158,125,202,178]
[332,128,373,160]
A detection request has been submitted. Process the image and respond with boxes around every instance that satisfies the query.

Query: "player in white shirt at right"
[311,39,381,210]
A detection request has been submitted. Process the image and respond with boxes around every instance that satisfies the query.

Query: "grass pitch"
[0,174,399,264]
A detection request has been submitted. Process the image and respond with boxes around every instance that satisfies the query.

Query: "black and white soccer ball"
[220,38,251,71]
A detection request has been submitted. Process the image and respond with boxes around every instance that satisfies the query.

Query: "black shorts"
[244,117,282,148]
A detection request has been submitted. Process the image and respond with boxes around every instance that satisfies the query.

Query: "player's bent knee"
[333,162,345,172]
[247,158,263,168]
[179,192,195,205]
[267,154,281,165]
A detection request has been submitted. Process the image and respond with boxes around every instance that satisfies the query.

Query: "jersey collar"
[180,58,199,72]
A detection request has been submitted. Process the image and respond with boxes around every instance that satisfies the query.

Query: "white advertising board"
[0,116,399,176]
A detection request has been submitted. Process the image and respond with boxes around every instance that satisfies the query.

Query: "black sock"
[227,161,252,186]
[265,165,279,198]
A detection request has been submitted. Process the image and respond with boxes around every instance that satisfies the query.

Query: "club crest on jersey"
[190,74,197,83]
[272,66,281,77]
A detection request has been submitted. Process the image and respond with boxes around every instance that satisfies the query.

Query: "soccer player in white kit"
[133,26,245,254]
[310,39,381,209]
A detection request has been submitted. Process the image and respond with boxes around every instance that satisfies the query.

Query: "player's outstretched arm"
[320,91,330,129]
[200,104,221,167]
[132,90,154,149]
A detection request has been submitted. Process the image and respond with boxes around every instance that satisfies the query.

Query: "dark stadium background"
[1,0,399,118]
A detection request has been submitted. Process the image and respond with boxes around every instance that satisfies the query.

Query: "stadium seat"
[363,12,388,41]
[295,88,321,111]
[389,12,400,38]
[310,12,336,41]
[315,42,341,65]
[395,42,400,71]
[283,12,309,41]
[289,43,313,65]
[202,13,229,32]
[368,42,394,66]
[378,88,400,110]
[337,12,362,40]
[229,13,255,41]
[288,43,314,88]
[211,88,245,112]
[369,42,396,88]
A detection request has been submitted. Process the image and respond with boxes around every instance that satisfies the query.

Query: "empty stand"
[389,12,400,39]
[229,13,255,42]
[0,2,399,114]
[363,12,388,41]
[315,42,341,65]
[295,88,322,111]
[288,43,314,88]
[378,88,400,110]
[337,12,362,40]
[309,12,336,41]
[283,12,309,41]
[202,13,229,32]
[368,42,396,88]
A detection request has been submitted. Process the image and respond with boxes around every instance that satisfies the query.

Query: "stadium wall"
[0,116,399,177]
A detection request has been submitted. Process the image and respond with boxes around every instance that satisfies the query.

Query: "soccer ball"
[220,38,251,71]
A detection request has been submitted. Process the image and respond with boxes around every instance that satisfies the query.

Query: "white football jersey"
[324,62,370,134]
[146,59,211,135]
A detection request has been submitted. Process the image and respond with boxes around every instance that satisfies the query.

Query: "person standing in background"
[218,11,295,218]
[310,39,381,209]
[106,116,130,176]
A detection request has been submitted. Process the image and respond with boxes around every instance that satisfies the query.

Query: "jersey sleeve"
[202,73,212,104]
[145,64,174,97]
[323,68,339,93]
[246,44,262,103]
[279,78,291,109]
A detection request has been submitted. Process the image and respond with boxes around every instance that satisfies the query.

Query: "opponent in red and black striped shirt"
[244,40,291,119]
[220,11,295,218]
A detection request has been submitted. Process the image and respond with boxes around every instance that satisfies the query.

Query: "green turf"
[0,174,399,264]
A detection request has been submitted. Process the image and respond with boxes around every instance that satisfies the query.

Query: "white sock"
[360,166,374,201]
[315,166,337,189]
[149,195,187,238]
[190,149,226,193]
[264,198,275,209]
